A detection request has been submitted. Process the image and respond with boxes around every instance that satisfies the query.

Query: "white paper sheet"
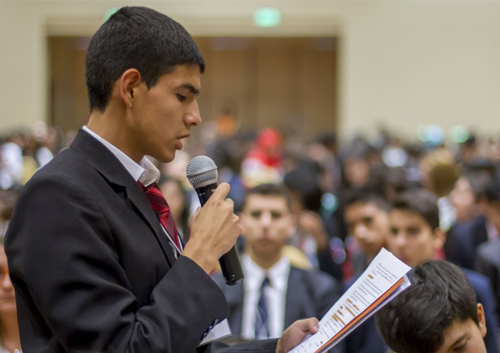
[290,248,411,353]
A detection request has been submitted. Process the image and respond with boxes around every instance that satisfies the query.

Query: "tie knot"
[260,277,270,291]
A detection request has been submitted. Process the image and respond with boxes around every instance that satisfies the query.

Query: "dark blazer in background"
[213,266,344,352]
[475,242,500,329]
[6,129,276,353]
[445,215,488,270]
[462,269,499,353]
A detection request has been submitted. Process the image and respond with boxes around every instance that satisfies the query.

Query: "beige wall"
[1,1,500,138]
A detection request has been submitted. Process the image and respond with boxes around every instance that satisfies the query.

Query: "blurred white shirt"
[241,255,290,339]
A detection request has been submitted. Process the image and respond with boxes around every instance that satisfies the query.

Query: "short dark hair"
[376,260,479,353]
[85,6,205,112]
[283,168,323,212]
[242,184,292,212]
[391,188,440,230]
[484,177,500,203]
[463,171,492,202]
[342,187,391,212]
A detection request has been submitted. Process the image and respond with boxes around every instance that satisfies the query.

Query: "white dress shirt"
[241,254,291,339]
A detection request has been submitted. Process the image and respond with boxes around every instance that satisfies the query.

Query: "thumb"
[210,182,231,202]
[297,318,319,334]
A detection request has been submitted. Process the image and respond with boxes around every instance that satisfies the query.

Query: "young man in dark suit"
[213,184,342,351]
[5,6,316,353]
[446,177,500,270]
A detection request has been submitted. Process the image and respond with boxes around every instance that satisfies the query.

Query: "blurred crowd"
[1,118,500,352]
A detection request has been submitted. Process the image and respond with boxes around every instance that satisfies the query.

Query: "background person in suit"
[5,6,316,353]
[446,177,500,271]
[387,189,498,353]
[213,184,342,351]
[476,240,500,325]
[342,188,391,278]
[341,189,391,353]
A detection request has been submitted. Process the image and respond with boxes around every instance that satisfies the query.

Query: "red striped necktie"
[138,181,181,250]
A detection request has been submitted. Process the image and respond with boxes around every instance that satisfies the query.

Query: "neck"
[247,249,283,270]
[87,110,142,163]
[0,311,20,351]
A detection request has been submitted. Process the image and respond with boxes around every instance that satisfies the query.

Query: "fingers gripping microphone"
[186,156,244,286]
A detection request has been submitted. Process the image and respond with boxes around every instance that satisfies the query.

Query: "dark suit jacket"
[445,215,488,270]
[476,241,500,323]
[462,269,499,353]
[6,130,276,353]
[213,265,343,352]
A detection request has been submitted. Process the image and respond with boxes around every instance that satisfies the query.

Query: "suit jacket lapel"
[284,267,310,328]
[223,282,244,336]
[70,129,177,266]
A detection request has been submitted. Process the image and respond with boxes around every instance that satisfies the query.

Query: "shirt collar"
[83,126,160,185]
[242,254,290,292]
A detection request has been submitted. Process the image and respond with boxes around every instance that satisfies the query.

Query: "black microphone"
[186,155,244,286]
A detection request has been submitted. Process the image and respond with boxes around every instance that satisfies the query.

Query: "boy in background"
[387,189,498,352]
[376,260,488,353]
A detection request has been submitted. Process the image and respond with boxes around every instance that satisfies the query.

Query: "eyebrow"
[179,83,200,96]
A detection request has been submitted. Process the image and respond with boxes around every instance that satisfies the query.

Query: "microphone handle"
[195,184,244,286]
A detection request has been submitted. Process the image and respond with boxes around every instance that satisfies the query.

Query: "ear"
[118,69,142,109]
[433,227,446,250]
[477,303,487,338]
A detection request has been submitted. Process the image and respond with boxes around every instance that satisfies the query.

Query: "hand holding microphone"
[185,156,244,286]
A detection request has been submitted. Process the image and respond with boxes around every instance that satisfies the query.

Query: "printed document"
[290,248,411,353]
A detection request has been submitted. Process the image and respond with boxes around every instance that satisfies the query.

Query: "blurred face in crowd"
[435,305,487,353]
[159,180,185,222]
[241,194,295,263]
[344,158,370,188]
[450,177,476,223]
[345,201,389,258]
[388,210,444,267]
[0,245,16,315]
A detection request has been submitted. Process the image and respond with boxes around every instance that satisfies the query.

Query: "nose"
[393,232,406,250]
[260,211,272,228]
[185,100,202,127]
[1,272,13,292]
[354,223,367,240]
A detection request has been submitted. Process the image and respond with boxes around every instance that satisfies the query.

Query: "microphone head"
[186,155,218,188]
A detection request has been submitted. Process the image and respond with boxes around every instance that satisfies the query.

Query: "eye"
[250,211,262,219]
[407,227,421,237]
[362,217,373,227]
[176,94,187,102]
[454,341,467,351]
[270,211,283,220]
[390,227,398,236]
